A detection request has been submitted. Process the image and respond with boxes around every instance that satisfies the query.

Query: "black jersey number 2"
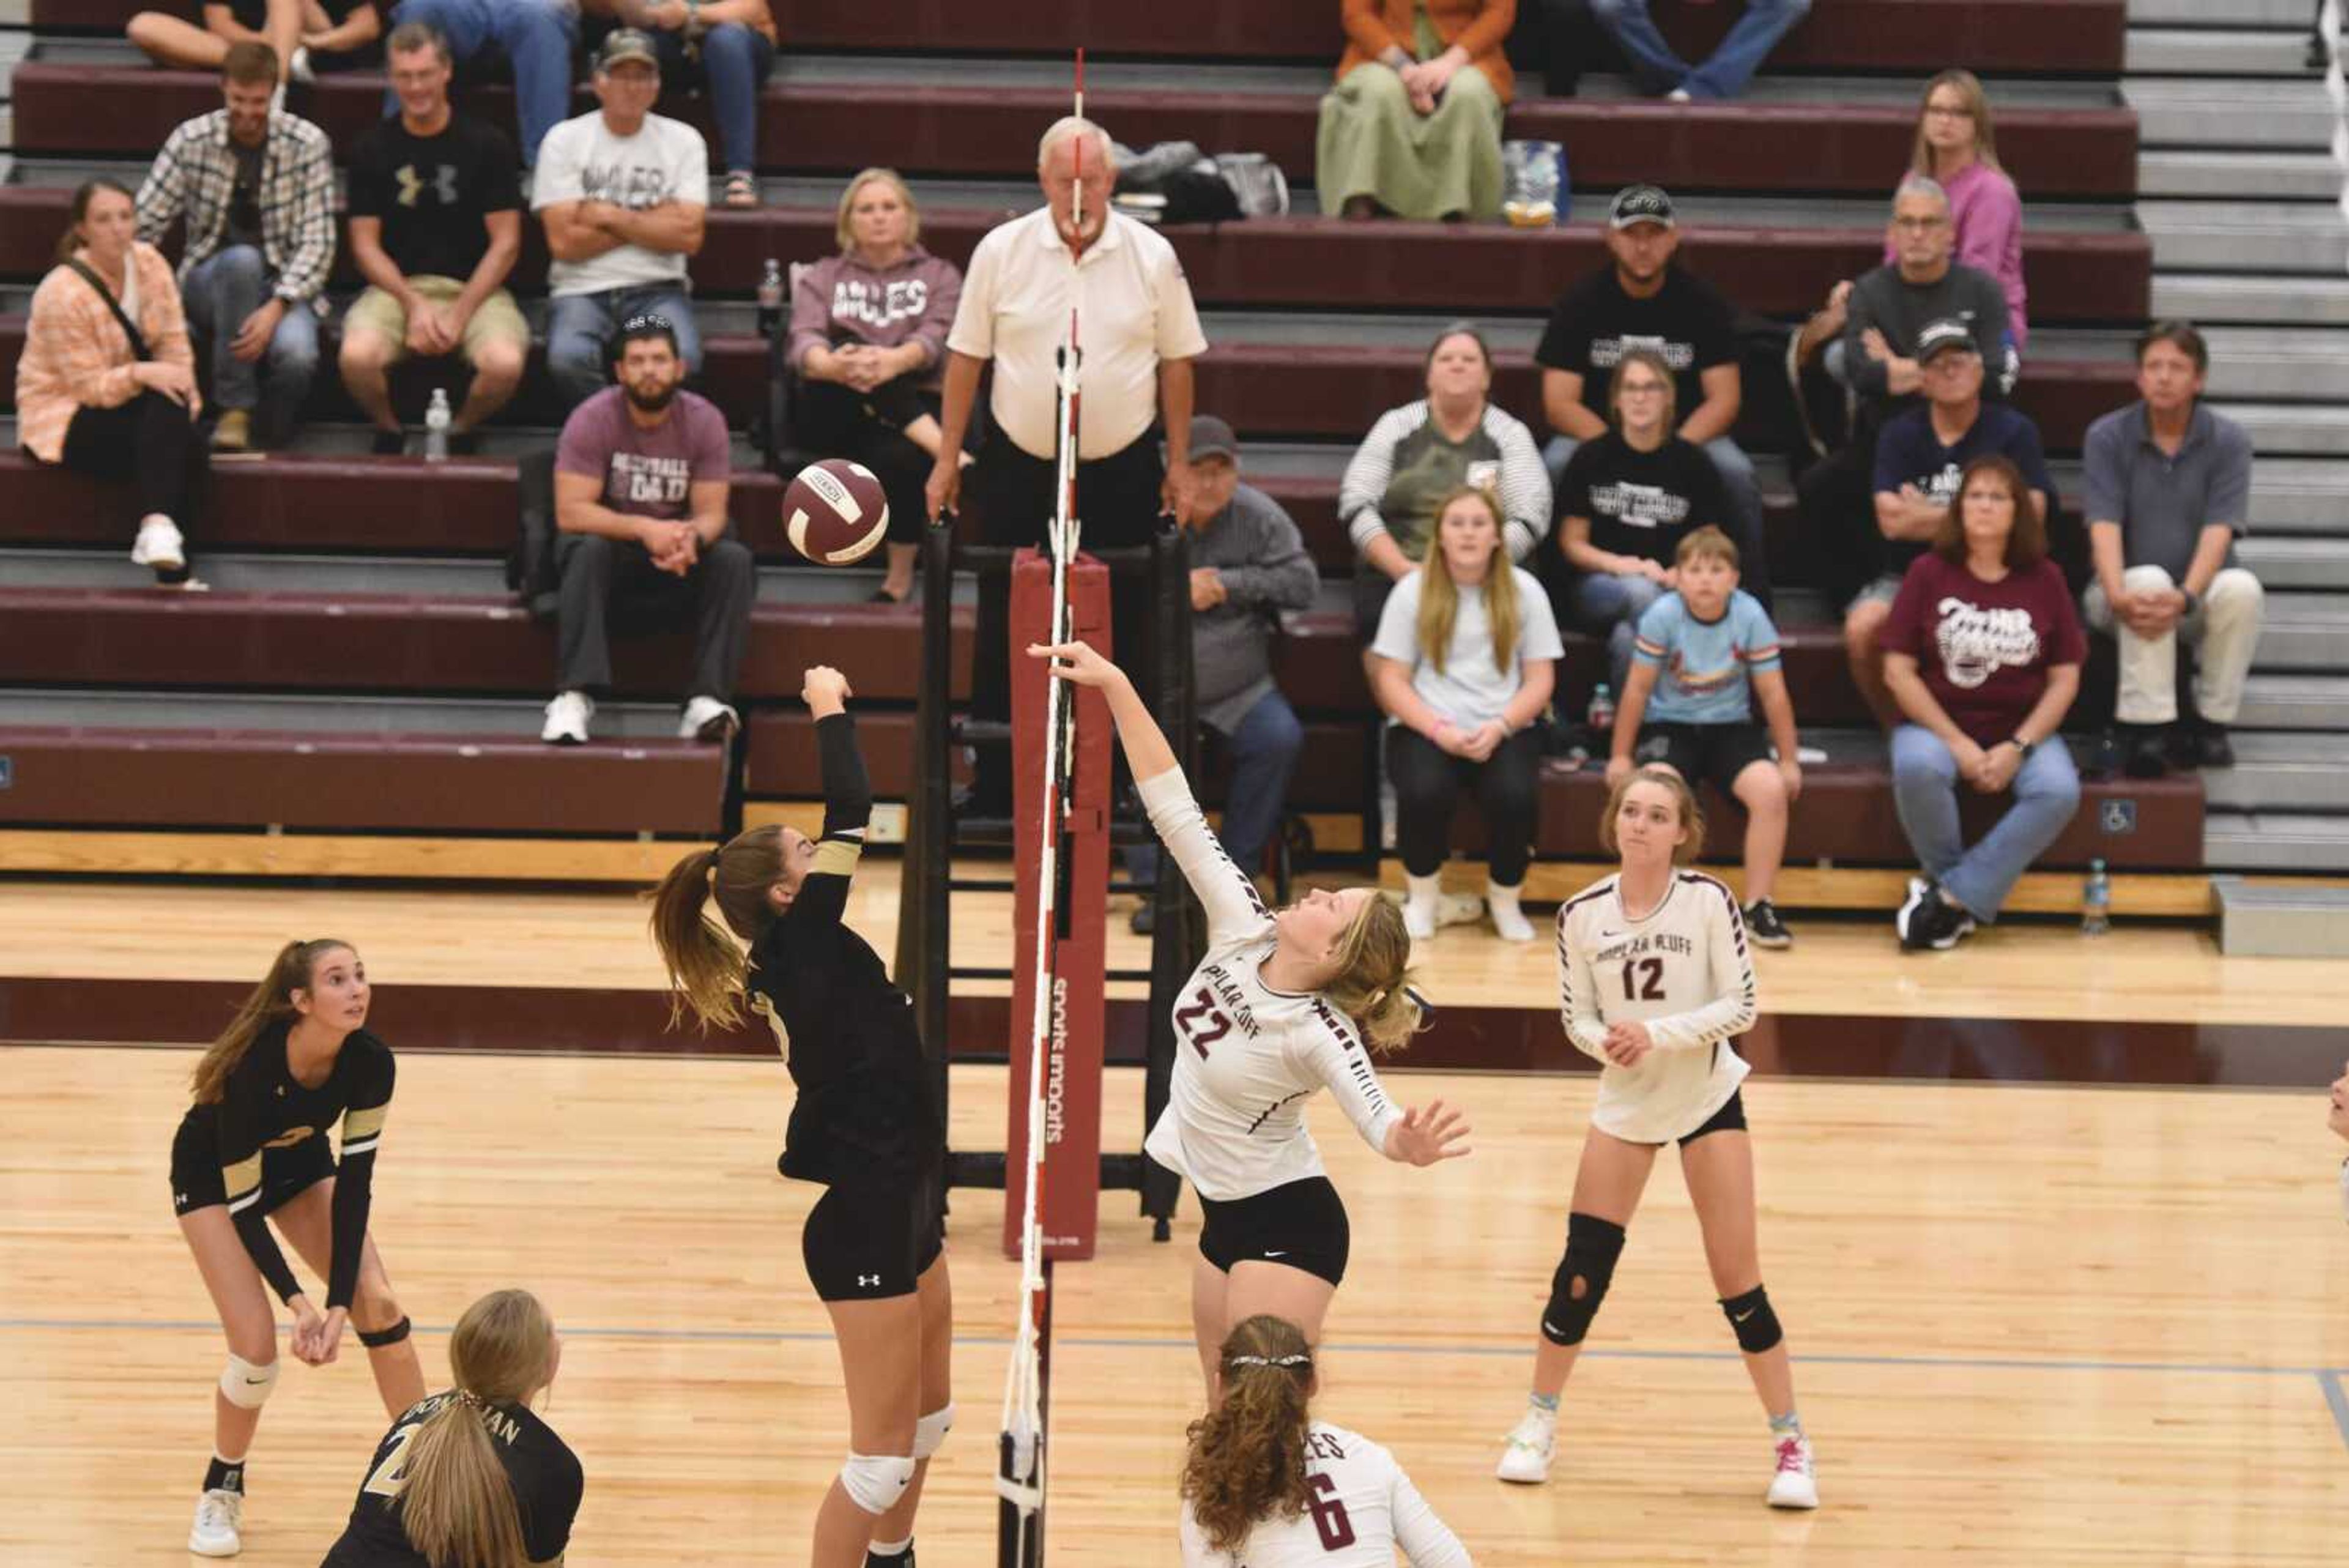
[1307,1473,1357,1549]
[1620,957,1665,1001]
[1174,987,1234,1059]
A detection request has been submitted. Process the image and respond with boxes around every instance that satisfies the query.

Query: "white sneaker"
[1765,1436,1818,1509]
[1487,888,1535,942]
[679,695,740,741]
[541,690,593,745]
[188,1488,243,1556]
[1435,891,1484,929]
[1403,894,1437,941]
[288,45,315,83]
[1495,1408,1556,1484]
[130,516,186,573]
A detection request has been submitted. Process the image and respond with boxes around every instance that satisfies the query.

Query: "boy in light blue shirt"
[1608,525,1803,946]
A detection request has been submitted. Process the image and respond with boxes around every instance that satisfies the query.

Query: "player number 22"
[1173,987,1233,1059]
[1620,957,1664,1001]
[1306,1473,1356,1549]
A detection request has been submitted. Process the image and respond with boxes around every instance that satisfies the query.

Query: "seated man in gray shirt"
[1129,415,1321,933]
[2080,321,2263,775]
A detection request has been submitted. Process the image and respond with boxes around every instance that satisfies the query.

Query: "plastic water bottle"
[2081,858,2111,937]
[1586,682,1616,737]
[757,257,785,340]
[423,387,451,463]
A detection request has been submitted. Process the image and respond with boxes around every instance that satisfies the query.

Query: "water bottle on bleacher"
[424,388,451,464]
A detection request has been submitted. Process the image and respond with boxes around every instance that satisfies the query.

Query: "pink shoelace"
[1775,1438,1808,1473]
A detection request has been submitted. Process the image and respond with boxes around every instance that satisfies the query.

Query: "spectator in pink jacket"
[787,168,964,603]
[1890,69,2026,349]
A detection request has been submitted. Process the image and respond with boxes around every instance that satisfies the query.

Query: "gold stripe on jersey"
[223,1152,264,1209]
[749,988,790,1053]
[812,839,863,877]
[343,1104,387,1143]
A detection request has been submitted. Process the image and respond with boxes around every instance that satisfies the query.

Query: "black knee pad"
[357,1314,412,1349]
[1540,1213,1626,1347]
[1720,1285,1783,1354]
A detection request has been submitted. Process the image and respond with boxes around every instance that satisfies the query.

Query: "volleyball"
[783,458,889,565]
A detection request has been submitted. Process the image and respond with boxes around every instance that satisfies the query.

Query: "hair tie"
[455,1388,487,1411]
[1227,1353,1312,1370]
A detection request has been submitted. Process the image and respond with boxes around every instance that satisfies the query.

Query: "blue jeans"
[1590,0,1812,99]
[1568,568,1667,696]
[389,0,579,166]
[1126,689,1305,887]
[646,23,774,175]
[180,246,319,441]
[546,286,702,410]
[1889,724,2080,923]
[1543,433,1772,608]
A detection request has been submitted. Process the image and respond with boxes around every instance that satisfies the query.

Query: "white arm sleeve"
[1644,883,1759,1052]
[1177,1500,1233,1568]
[1390,1463,1475,1568]
[1341,406,1414,554]
[1490,408,1554,563]
[1293,1014,1403,1155]
[1556,908,1611,1061]
[1137,768,1269,948]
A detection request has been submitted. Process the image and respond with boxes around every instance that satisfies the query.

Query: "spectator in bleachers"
[18,180,208,589]
[339,21,527,455]
[1587,0,1811,101]
[1343,322,1550,644]
[535,29,708,412]
[1900,69,2027,349]
[1537,185,1768,607]
[136,42,333,453]
[388,0,579,168]
[1797,175,2008,611]
[1129,417,1321,934]
[927,114,1209,811]
[541,313,752,746]
[582,1,777,208]
[130,2,385,81]
[1318,0,1514,221]
[1549,347,1727,694]
[2080,321,2265,778]
[1880,455,2082,952]
[1370,485,1564,943]
[789,168,963,604]
[1847,318,2054,730]
[1606,525,1800,948]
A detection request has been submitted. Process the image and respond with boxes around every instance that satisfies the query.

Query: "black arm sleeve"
[217,1091,306,1304]
[234,1209,306,1305]
[790,712,872,930]
[325,1046,395,1312]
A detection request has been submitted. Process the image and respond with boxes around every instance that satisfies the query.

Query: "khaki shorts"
[344,277,529,366]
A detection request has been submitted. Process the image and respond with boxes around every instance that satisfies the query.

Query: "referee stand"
[894,518,1197,1243]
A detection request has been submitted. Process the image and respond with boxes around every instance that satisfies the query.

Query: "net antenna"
[998,47,1086,1568]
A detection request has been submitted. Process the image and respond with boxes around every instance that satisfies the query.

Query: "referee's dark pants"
[967,431,1167,810]
[554,530,756,700]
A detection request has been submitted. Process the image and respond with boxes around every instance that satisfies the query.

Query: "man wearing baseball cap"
[535,27,710,408]
[1846,316,2055,727]
[1535,183,1772,606]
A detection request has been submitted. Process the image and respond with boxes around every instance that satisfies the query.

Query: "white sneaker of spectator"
[1436,890,1484,929]
[130,515,185,573]
[1486,882,1535,942]
[288,45,314,83]
[541,691,594,745]
[679,696,740,742]
[188,1487,242,1556]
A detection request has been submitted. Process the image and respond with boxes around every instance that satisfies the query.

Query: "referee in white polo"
[927,114,1209,811]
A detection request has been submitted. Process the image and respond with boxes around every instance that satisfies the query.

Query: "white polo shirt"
[946,205,1208,461]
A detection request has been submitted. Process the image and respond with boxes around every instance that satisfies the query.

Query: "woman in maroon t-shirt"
[1878,455,2084,949]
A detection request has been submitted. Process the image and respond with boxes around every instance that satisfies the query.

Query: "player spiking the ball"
[1494,765,1818,1509]
[651,666,955,1568]
[1031,639,1472,1390]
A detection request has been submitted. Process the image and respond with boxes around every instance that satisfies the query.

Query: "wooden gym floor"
[3,874,2347,1566]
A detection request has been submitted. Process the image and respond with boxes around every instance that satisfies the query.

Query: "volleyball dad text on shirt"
[606,450,692,510]
[1934,596,2043,689]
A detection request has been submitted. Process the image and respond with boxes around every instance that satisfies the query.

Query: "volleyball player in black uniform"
[321,1288,582,1568]
[171,938,426,1557]
[651,666,954,1568]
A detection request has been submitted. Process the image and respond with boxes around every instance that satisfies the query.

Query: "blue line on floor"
[2320,1370,2349,1454]
[0,1317,2334,1383]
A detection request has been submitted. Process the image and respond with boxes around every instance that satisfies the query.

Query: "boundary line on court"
[2321,1370,2349,1452]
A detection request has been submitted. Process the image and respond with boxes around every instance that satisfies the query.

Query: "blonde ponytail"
[399,1289,557,1568]
[1324,897,1423,1055]
[647,825,790,1032]
[190,938,354,1104]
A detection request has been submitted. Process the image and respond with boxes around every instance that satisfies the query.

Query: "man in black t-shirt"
[1535,184,1769,606]
[337,20,526,454]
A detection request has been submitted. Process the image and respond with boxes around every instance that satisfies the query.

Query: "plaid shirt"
[137,108,336,305]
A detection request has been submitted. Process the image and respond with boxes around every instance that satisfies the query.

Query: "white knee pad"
[912,1401,956,1461]
[839,1451,915,1515]
[218,1353,278,1410]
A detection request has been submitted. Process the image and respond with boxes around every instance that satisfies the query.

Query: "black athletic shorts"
[801,1175,945,1302]
[1677,1087,1749,1148]
[1197,1175,1350,1287]
[169,1105,335,1219]
[1635,722,1773,798]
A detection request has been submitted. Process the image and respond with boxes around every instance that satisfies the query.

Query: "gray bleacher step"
[0,414,766,466]
[2236,672,2349,729]
[2139,148,2339,200]
[2197,327,2349,401]
[2124,80,2335,148]
[2139,202,2348,273]
[2256,594,2349,667]
[2205,402,2349,457]
[2129,0,2319,28]
[2227,458,2349,533]
[2153,272,2349,325]
[2238,537,2349,589]
[2211,877,2349,956]
[2126,26,2323,75]
[2200,733,2349,812]
[2205,810,2349,872]
[0,686,697,739]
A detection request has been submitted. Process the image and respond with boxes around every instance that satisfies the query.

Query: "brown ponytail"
[190,938,354,1104]
[397,1288,557,1568]
[1181,1315,1318,1555]
[647,826,789,1032]
[1324,896,1423,1055]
